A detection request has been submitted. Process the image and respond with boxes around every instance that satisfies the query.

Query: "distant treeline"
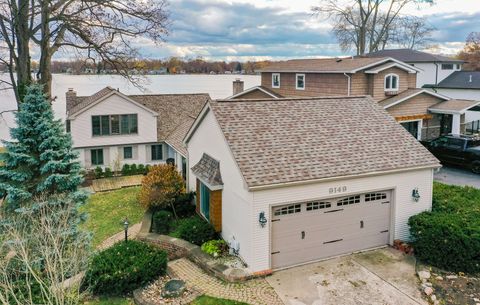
[0,58,276,75]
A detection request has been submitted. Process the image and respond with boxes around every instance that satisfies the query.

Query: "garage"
[271,190,392,269]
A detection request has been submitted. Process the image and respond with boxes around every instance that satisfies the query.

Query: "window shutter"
[133,145,138,160]
[146,145,151,162]
[85,149,92,168]
[118,147,124,160]
[103,148,110,166]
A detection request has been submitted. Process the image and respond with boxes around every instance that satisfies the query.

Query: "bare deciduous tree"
[312,0,434,55]
[0,0,170,104]
[0,194,91,305]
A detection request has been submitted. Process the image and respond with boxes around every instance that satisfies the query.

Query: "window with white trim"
[123,146,133,159]
[306,201,331,211]
[441,63,453,70]
[274,204,301,216]
[296,74,305,90]
[384,74,399,91]
[337,195,360,206]
[272,73,280,88]
[91,149,104,165]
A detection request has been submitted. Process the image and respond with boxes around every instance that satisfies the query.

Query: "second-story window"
[441,63,454,70]
[92,114,138,136]
[384,74,399,91]
[296,74,305,90]
[272,73,280,88]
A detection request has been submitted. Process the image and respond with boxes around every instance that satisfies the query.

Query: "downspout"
[344,73,351,96]
[434,62,439,85]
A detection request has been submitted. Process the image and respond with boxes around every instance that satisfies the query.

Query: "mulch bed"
[135,275,202,305]
[429,271,480,305]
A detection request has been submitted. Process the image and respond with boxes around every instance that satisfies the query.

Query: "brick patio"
[169,258,284,305]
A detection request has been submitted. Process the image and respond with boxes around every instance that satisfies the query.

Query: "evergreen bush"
[178,216,216,246]
[152,210,173,234]
[83,240,167,295]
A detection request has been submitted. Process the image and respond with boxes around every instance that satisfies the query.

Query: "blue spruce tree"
[0,84,83,209]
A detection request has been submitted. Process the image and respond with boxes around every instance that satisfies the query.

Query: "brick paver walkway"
[97,223,142,250]
[169,258,284,305]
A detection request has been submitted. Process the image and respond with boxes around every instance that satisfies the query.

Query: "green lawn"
[81,187,144,247]
[191,296,249,305]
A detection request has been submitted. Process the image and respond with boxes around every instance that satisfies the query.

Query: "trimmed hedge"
[178,216,217,246]
[83,240,167,295]
[408,182,480,273]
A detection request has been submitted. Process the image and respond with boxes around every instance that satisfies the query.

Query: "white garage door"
[271,190,392,269]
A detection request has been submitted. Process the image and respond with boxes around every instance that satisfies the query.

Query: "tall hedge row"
[408,182,480,273]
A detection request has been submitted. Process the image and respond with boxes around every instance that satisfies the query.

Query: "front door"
[200,182,210,220]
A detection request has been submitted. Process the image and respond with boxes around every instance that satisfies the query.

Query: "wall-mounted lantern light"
[412,188,420,202]
[259,212,267,228]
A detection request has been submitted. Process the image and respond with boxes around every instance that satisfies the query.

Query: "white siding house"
[185,96,440,273]
[66,87,209,175]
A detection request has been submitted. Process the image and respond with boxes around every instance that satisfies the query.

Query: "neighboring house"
[184,96,440,273]
[424,71,480,124]
[65,87,209,176]
[231,57,480,140]
[364,49,464,88]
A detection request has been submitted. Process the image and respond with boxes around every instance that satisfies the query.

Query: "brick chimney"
[232,79,244,96]
[65,88,77,114]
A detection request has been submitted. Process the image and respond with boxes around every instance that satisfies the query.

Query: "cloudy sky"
[72,0,480,61]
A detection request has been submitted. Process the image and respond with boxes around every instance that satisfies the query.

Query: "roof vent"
[336,58,342,63]
[469,75,473,83]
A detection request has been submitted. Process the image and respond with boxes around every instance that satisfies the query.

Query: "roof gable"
[196,96,439,189]
[226,86,283,99]
[379,89,449,109]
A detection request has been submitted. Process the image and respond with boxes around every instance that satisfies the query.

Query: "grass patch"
[191,295,250,305]
[81,187,144,247]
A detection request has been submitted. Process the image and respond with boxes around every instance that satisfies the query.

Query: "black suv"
[424,135,480,174]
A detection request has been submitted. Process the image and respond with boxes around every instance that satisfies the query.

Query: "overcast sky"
[62,0,480,61]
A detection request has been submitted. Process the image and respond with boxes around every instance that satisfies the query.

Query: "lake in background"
[0,74,261,142]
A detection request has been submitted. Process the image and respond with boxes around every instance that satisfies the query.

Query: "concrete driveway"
[266,248,426,305]
[434,166,480,188]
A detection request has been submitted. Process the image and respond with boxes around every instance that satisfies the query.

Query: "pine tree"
[0,84,83,209]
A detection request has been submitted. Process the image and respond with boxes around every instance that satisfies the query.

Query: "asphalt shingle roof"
[191,153,223,187]
[257,57,388,73]
[429,71,480,89]
[428,99,480,113]
[364,49,463,63]
[378,89,447,109]
[209,96,440,188]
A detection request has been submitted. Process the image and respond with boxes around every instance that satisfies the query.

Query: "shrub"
[130,164,138,175]
[94,166,103,179]
[138,164,185,212]
[178,216,217,246]
[408,183,480,273]
[104,167,113,178]
[152,210,173,234]
[83,240,167,295]
[121,164,131,176]
[162,192,195,218]
[201,240,229,257]
[137,164,146,175]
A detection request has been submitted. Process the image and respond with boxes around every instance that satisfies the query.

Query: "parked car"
[423,135,480,174]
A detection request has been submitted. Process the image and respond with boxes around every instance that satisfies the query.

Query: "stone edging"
[136,211,264,283]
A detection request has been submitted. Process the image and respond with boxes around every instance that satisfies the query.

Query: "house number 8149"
[329,186,347,194]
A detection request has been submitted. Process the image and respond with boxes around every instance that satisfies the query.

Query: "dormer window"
[272,73,280,88]
[384,74,399,92]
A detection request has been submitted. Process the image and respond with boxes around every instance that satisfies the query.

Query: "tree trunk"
[15,0,32,102]
[38,0,52,100]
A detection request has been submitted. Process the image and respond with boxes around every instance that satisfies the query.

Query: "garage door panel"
[271,190,392,269]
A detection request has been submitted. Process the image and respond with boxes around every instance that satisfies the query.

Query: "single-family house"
[229,57,480,139]
[184,96,440,273]
[364,48,464,88]
[65,87,209,176]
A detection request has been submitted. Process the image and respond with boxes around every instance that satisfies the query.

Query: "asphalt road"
[434,165,480,188]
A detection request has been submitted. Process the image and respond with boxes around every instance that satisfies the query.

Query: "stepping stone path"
[169,258,283,305]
